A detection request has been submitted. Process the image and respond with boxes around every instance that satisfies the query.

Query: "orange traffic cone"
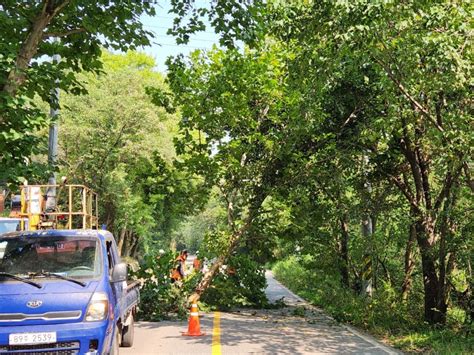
[182,303,205,336]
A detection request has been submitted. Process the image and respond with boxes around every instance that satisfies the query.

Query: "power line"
[153,34,217,43]
[143,24,216,35]
[151,15,209,20]
[151,42,213,50]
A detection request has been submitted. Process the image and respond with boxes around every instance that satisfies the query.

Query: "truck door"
[105,237,123,320]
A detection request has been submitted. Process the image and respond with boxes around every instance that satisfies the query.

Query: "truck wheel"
[121,316,135,347]
[110,325,120,355]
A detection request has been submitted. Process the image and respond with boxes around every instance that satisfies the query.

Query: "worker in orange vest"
[171,250,188,283]
[193,251,201,272]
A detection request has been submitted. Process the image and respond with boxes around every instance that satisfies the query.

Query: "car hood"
[0,280,100,326]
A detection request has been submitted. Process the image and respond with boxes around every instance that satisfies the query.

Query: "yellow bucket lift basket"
[18,184,98,231]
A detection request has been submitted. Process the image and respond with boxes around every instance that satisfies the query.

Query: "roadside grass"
[272,256,473,354]
[390,328,472,354]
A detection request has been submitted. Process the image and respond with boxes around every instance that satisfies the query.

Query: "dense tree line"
[161,0,472,330]
[58,51,202,257]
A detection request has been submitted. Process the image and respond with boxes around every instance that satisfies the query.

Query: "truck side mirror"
[111,262,127,283]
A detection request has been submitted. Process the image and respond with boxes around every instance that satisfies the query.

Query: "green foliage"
[272,256,312,295]
[132,251,194,320]
[257,0,473,326]
[166,43,299,195]
[292,306,306,317]
[200,254,268,310]
[0,0,467,348]
[58,51,198,256]
[134,249,267,319]
[172,190,227,252]
[0,99,51,184]
[161,41,311,304]
[391,328,474,355]
[168,0,265,48]
[183,226,270,310]
[135,153,208,250]
[161,0,472,335]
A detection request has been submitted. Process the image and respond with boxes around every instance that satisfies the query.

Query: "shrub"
[132,251,191,320]
[133,250,268,319]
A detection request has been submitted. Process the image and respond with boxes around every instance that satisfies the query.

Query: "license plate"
[9,332,57,345]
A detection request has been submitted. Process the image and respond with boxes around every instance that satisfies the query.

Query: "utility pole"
[48,58,59,169]
[46,47,60,213]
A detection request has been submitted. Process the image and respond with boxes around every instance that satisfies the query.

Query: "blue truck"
[0,228,139,355]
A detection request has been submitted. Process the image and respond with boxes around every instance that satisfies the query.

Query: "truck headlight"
[85,292,109,322]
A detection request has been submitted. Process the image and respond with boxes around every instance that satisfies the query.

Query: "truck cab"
[0,229,139,354]
[0,184,138,354]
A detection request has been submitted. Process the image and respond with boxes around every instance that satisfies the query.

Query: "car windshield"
[0,220,21,234]
[0,236,101,279]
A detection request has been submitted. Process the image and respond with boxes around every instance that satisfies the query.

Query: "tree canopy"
[0,0,155,183]
[158,0,473,333]
[58,51,201,256]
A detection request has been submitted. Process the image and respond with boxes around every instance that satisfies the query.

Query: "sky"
[139,2,221,72]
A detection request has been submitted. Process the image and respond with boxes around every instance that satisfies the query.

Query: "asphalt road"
[122,271,400,355]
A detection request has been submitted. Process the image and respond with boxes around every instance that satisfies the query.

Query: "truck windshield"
[0,220,20,234]
[0,236,101,280]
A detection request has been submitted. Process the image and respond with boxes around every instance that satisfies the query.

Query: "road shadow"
[149,305,392,354]
[125,271,398,354]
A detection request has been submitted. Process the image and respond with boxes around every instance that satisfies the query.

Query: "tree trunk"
[0,192,4,214]
[130,236,140,258]
[401,210,418,301]
[2,1,62,97]
[377,256,392,285]
[437,184,459,320]
[417,221,445,324]
[396,124,449,324]
[117,227,127,257]
[360,213,373,297]
[122,231,134,258]
[360,154,373,297]
[187,211,255,304]
[338,215,350,287]
[188,253,227,304]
